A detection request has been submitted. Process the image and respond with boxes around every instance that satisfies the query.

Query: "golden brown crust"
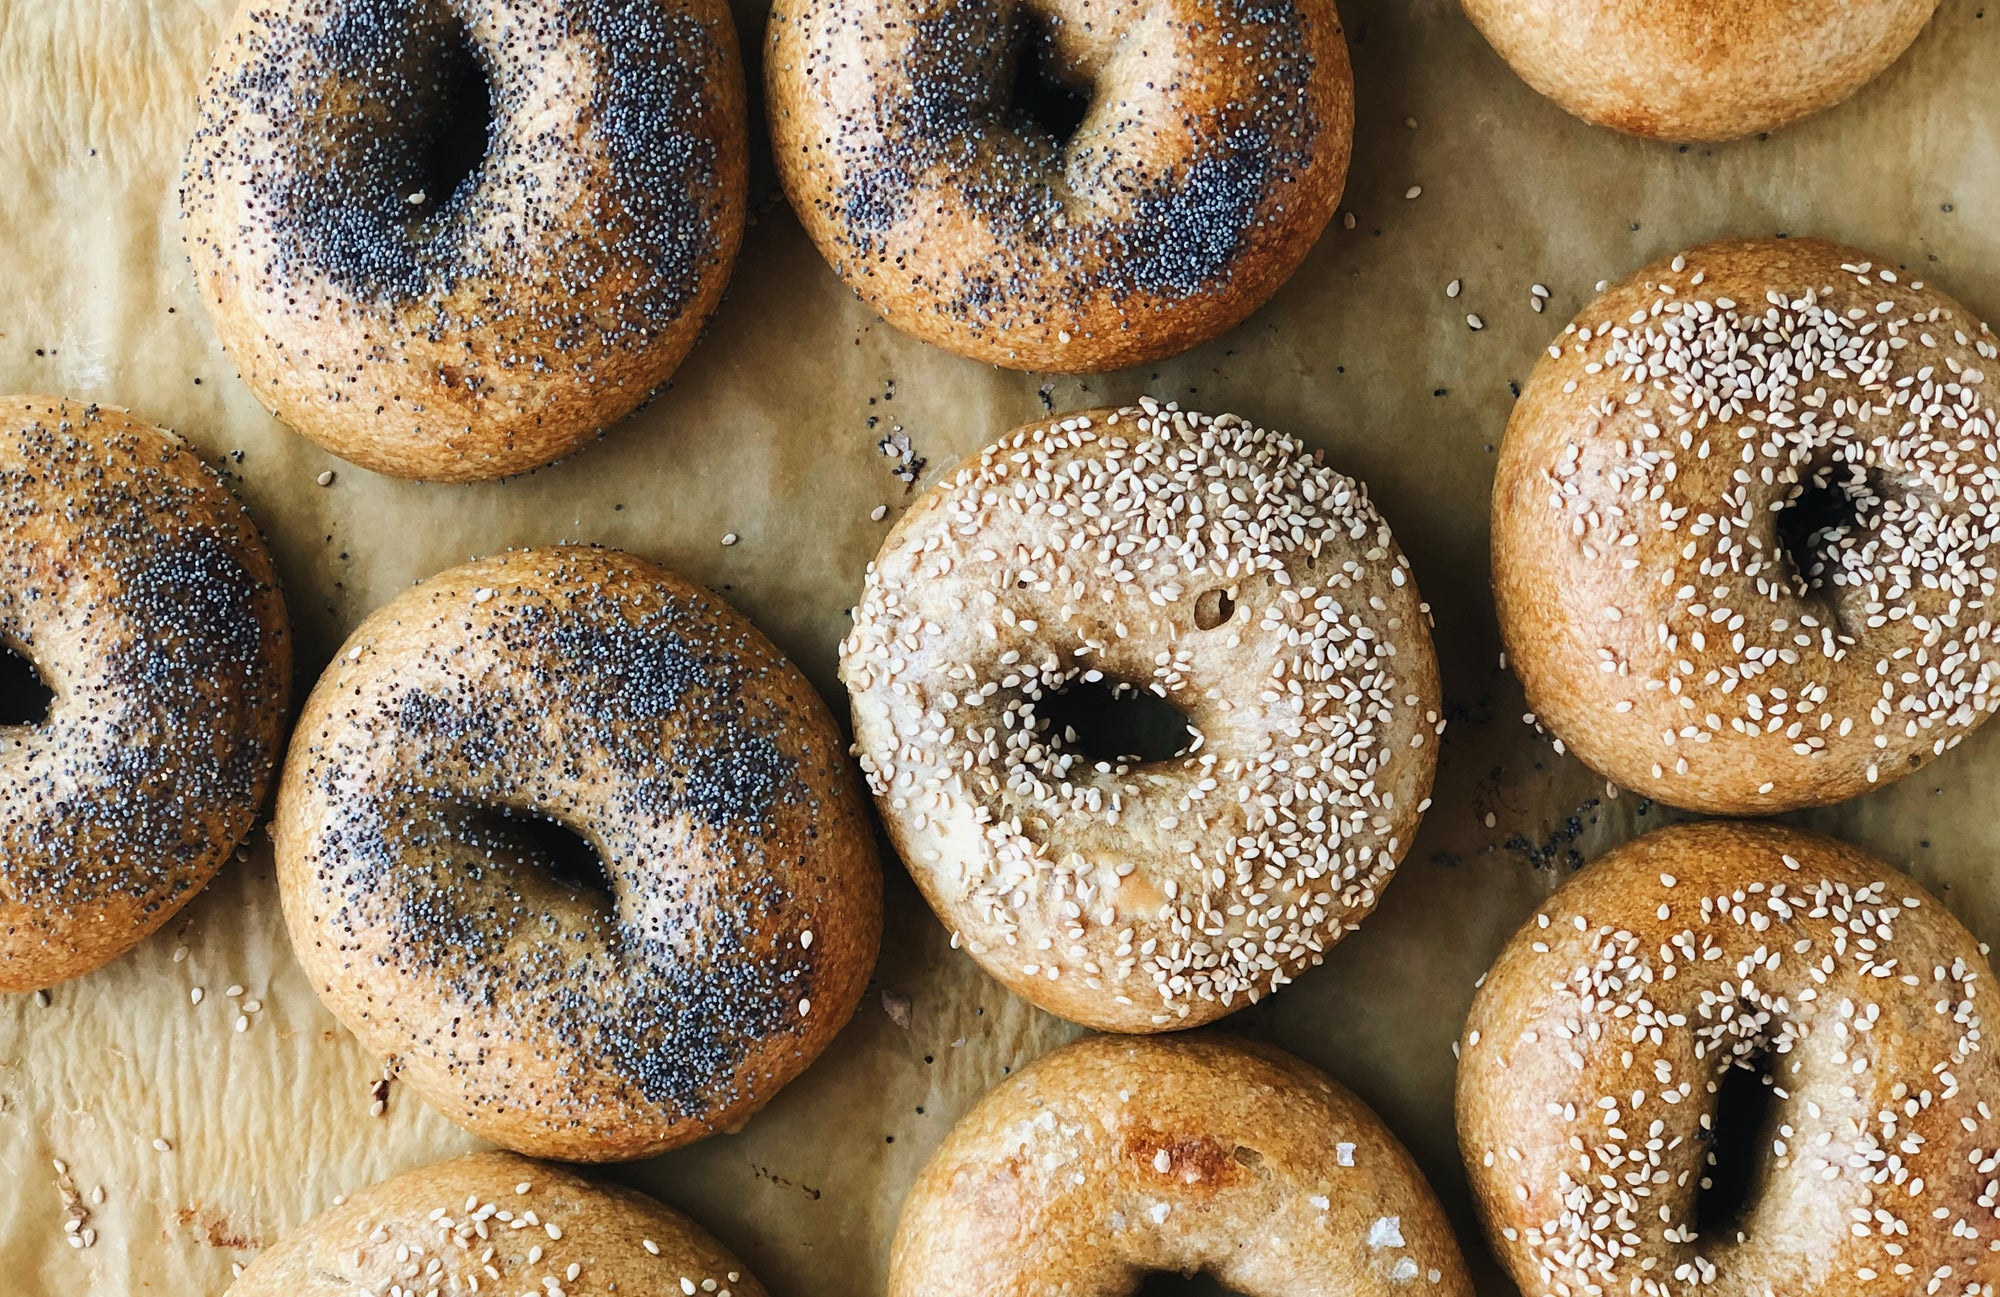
[0,395,291,992]
[275,545,881,1161]
[841,404,1442,1031]
[890,1033,1474,1296]
[1492,238,2000,815]
[182,0,748,482]
[227,1151,768,1297]
[1458,821,2000,1297]
[766,0,1352,372]
[1460,0,1940,142]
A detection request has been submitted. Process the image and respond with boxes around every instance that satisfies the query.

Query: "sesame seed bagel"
[0,396,290,993]
[766,0,1352,372]
[840,404,1442,1032]
[275,545,880,1161]
[1458,820,2000,1297]
[227,1151,767,1297]
[1460,0,1939,142]
[890,1032,1473,1295]
[182,0,747,482]
[1492,239,2000,816]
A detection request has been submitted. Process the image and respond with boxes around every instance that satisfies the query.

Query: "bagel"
[0,396,290,992]
[890,1033,1473,1295]
[182,0,747,481]
[1459,820,2000,1297]
[275,545,880,1161]
[766,0,1352,372]
[1460,0,1941,142]
[227,1151,766,1297]
[840,403,1442,1031]
[1492,238,2000,815]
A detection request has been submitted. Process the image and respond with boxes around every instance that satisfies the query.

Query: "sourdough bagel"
[841,403,1442,1031]
[276,546,880,1160]
[891,1033,1473,1296]
[1493,238,2000,814]
[183,0,747,481]
[1459,820,2000,1297]
[0,396,290,992]
[228,1151,766,1297]
[767,0,1352,371]
[1460,0,1941,142]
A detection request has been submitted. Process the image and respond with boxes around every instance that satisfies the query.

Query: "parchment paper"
[0,1,1996,1293]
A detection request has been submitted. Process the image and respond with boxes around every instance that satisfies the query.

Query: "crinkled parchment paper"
[0,1,1996,1292]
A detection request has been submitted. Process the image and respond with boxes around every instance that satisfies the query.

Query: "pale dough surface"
[0,1,1995,1293]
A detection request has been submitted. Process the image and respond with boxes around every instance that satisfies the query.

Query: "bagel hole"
[1193,588,1235,631]
[1696,1050,1780,1238]
[472,809,612,901]
[1007,28,1090,145]
[1040,679,1196,766]
[1134,1275,1242,1297]
[0,644,53,726]
[406,23,494,212]
[1773,469,1868,591]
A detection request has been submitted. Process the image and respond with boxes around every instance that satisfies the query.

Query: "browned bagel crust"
[275,546,880,1161]
[1493,239,2000,815]
[183,0,748,482]
[1459,0,1940,142]
[766,0,1352,373]
[841,404,1442,1031]
[1459,821,2000,1297]
[227,1151,768,1297]
[890,1033,1474,1296]
[0,396,291,992]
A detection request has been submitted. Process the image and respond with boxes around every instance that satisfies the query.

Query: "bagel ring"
[1460,0,1941,142]
[276,545,880,1160]
[767,0,1352,371]
[842,403,1442,1031]
[228,1151,766,1297]
[891,1033,1473,1295]
[183,0,747,481]
[1493,238,2000,814]
[1459,820,2000,1297]
[0,396,290,992]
